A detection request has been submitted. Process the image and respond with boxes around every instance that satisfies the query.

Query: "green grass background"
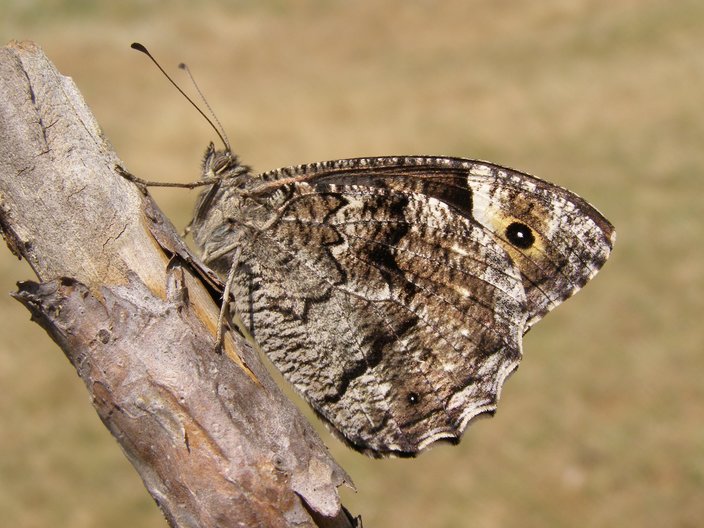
[1,1,702,527]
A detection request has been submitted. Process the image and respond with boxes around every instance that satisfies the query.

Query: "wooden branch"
[0,40,358,528]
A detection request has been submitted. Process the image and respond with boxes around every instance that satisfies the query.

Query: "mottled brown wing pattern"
[190,153,614,457]
[463,164,615,327]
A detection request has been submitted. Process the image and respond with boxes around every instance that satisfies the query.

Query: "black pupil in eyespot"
[408,392,420,405]
[505,222,535,249]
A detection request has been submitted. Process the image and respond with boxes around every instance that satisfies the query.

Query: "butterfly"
[187,145,615,457]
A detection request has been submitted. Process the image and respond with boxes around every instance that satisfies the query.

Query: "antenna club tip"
[131,42,148,53]
[178,63,187,70]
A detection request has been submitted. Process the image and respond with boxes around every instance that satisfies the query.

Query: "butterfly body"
[190,145,614,457]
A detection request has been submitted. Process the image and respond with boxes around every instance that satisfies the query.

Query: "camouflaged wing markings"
[190,152,614,457]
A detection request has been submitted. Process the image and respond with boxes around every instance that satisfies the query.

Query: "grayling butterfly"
[131,43,615,457]
[188,148,614,457]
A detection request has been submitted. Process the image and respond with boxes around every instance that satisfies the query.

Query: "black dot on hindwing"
[505,222,535,249]
[407,392,421,405]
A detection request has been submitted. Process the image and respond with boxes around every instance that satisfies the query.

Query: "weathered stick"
[0,40,357,528]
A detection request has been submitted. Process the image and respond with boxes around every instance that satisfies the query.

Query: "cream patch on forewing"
[469,177,551,260]
[470,178,500,230]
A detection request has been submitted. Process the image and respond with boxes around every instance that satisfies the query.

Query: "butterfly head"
[201,142,251,187]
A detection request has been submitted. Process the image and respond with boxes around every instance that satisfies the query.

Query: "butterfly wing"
[461,162,615,327]
[192,155,614,456]
[271,156,615,329]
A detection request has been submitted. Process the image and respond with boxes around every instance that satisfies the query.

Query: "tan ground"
[1,1,702,527]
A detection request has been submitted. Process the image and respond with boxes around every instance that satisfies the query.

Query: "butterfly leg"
[215,245,242,351]
[115,164,220,191]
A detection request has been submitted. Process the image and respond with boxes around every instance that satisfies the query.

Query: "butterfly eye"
[505,222,535,249]
[407,392,421,405]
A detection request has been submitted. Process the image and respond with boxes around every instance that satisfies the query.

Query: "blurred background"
[0,1,702,527]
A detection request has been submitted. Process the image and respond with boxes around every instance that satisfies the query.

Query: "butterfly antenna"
[130,42,231,152]
[178,62,231,154]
